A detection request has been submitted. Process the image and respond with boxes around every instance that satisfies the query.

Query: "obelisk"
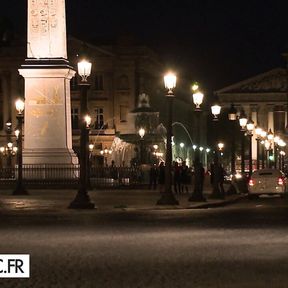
[19,0,78,165]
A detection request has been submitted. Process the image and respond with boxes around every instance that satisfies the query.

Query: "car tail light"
[278,177,284,185]
[249,179,254,186]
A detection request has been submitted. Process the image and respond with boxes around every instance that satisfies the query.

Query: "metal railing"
[0,165,143,188]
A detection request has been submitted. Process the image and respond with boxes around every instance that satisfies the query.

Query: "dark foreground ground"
[0,189,288,287]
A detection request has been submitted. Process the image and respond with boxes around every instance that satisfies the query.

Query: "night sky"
[1,0,288,93]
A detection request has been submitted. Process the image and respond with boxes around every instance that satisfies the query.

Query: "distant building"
[0,32,203,167]
[216,68,288,170]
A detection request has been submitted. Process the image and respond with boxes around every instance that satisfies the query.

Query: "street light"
[228,104,237,175]
[138,128,146,164]
[138,128,145,139]
[255,126,263,170]
[211,104,221,121]
[267,129,274,141]
[157,72,179,205]
[266,129,274,168]
[217,142,224,151]
[193,91,204,111]
[279,151,286,171]
[239,109,247,173]
[69,57,95,209]
[190,84,206,202]
[246,118,254,176]
[13,99,28,195]
[100,147,112,167]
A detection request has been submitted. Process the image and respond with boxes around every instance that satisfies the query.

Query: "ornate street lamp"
[138,128,145,139]
[157,72,179,205]
[69,57,95,209]
[228,104,237,121]
[259,130,267,169]
[193,91,204,111]
[189,84,205,201]
[274,136,280,169]
[100,147,112,167]
[138,128,146,164]
[255,126,262,170]
[13,99,28,195]
[267,129,274,141]
[217,142,224,151]
[279,150,286,171]
[228,104,237,175]
[238,109,247,173]
[266,129,274,168]
[209,102,224,199]
[211,104,221,121]
[246,118,254,176]
[239,109,248,131]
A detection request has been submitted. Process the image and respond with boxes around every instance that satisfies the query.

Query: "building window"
[71,108,79,129]
[120,105,128,122]
[95,107,104,129]
[94,74,104,91]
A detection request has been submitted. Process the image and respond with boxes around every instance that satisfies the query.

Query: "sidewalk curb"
[187,194,247,209]
[123,194,247,212]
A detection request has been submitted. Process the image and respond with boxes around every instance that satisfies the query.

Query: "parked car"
[248,169,287,198]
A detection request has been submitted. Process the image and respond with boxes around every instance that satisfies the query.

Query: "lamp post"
[210,103,223,199]
[280,151,286,171]
[255,126,262,170]
[100,147,112,167]
[5,119,13,168]
[69,58,95,209]
[239,109,248,174]
[157,72,179,205]
[267,129,274,168]
[273,136,280,169]
[13,99,28,195]
[278,139,286,170]
[246,118,255,177]
[138,128,145,164]
[189,84,205,202]
[260,130,267,168]
[228,104,237,174]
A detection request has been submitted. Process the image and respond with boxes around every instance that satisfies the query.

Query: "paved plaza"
[0,181,240,214]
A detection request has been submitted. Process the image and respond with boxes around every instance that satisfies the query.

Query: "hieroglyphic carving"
[28,0,67,58]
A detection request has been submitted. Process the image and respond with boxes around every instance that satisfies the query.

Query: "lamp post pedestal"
[256,139,260,170]
[241,131,245,174]
[69,83,95,209]
[248,134,253,177]
[13,114,28,195]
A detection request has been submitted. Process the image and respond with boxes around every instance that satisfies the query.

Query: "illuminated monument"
[19,0,78,164]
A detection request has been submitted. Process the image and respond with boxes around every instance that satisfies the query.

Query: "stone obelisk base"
[19,59,78,168]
